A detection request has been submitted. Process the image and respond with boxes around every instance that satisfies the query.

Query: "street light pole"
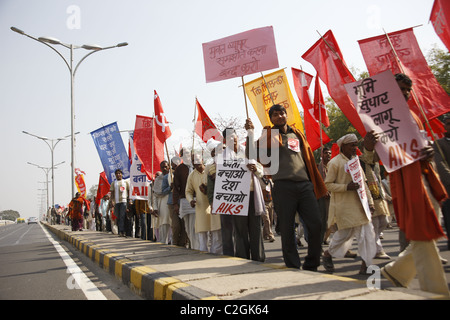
[12,26,128,199]
[22,131,79,207]
[27,161,65,211]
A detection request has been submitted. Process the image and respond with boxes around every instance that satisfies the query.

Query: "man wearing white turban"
[322,133,376,274]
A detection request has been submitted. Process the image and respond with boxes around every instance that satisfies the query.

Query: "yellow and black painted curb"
[44,224,218,300]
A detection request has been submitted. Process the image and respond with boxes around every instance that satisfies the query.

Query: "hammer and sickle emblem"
[155,113,168,132]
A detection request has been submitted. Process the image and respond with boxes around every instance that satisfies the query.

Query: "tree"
[427,46,450,95]
[87,184,98,200]
[0,210,20,221]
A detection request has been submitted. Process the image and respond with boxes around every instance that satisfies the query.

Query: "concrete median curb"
[44,223,217,300]
[43,223,449,301]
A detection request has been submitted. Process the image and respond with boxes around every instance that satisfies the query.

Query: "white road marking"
[39,223,107,300]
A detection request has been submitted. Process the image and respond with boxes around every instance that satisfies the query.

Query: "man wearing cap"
[322,133,376,274]
[245,104,327,270]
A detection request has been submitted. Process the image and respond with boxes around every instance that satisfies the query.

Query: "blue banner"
[90,122,130,184]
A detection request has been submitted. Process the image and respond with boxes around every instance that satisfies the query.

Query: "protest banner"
[302,30,366,136]
[346,157,371,221]
[344,70,427,173]
[74,168,87,197]
[133,115,164,180]
[95,171,110,205]
[244,69,304,132]
[90,122,130,184]
[202,26,279,83]
[195,98,222,143]
[129,132,151,200]
[358,27,450,127]
[430,0,450,51]
[212,159,251,216]
[291,68,330,151]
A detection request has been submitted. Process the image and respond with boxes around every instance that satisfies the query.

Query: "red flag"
[133,115,164,180]
[291,67,330,151]
[95,171,110,205]
[154,90,172,144]
[195,99,222,143]
[358,28,450,125]
[313,76,330,127]
[74,168,87,197]
[430,0,450,51]
[302,30,366,136]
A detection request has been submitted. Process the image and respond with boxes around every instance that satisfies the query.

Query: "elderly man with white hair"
[322,133,376,275]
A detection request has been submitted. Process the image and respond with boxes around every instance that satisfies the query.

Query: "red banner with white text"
[358,28,450,124]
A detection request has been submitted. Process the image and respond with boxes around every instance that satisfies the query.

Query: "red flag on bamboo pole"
[154,90,172,144]
[95,171,110,205]
[195,98,222,143]
[313,76,330,127]
[302,30,366,136]
[358,27,450,138]
[430,0,450,51]
[133,115,164,180]
[291,67,330,151]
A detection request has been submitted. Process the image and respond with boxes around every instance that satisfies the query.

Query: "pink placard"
[344,70,428,173]
[202,26,279,83]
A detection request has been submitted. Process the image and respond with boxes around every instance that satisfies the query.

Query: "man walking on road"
[369,73,449,297]
[245,104,327,271]
[110,169,130,237]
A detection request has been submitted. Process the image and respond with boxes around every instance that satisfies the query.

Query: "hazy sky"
[0,0,445,218]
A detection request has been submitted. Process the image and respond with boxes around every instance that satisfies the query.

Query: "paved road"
[263,222,450,291]
[3,220,448,300]
[0,222,142,300]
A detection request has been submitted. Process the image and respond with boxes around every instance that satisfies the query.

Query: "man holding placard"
[362,73,449,296]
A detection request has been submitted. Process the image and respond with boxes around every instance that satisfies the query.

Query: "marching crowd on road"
[44,74,450,298]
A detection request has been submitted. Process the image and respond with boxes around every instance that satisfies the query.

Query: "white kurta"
[325,152,376,265]
[185,169,221,233]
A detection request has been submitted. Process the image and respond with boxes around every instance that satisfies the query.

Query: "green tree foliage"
[427,46,450,95]
[323,97,360,145]
[0,210,20,221]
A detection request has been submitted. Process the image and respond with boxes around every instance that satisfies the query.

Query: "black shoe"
[322,254,335,273]
[302,265,318,272]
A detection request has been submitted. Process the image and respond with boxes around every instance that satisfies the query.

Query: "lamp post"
[12,26,128,198]
[38,181,49,211]
[27,161,65,210]
[23,131,79,208]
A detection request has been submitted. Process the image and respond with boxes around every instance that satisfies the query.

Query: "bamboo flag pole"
[316,30,356,80]
[382,28,447,166]
[192,97,197,156]
[241,76,249,118]
[382,28,435,137]
[301,63,324,151]
[148,114,156,241]
[165,141,173,179]
[260,72,276,105]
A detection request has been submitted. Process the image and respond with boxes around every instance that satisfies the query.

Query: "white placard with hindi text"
[344,70,427,172]
[346,157,371,221]
[212,159,251,216]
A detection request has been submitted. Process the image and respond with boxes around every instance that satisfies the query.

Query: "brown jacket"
[256,125,328,199]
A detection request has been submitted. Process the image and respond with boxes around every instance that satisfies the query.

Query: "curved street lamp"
[12,26,128,198]
[23,131,79,207]
[27,161,65,213]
